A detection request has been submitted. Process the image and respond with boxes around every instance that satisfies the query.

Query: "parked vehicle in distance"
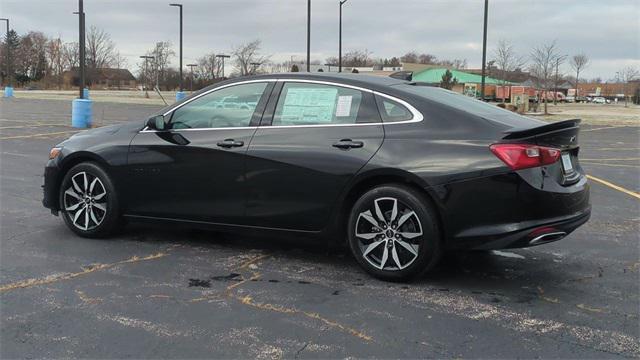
[592,96,609,104]
[43,73,591,281]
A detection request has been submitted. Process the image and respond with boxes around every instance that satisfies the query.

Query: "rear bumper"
[447,206,591,250]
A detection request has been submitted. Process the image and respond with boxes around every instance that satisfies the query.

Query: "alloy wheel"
[355,197,423,271]
[63,171,108,231]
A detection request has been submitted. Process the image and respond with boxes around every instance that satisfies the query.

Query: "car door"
[125,81,274,224]
[244,80,384,231]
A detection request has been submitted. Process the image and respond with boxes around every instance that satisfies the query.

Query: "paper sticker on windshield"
[336,96,353,117]
[280,87,337,124]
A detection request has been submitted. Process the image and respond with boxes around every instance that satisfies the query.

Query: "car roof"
[208,73,412,93]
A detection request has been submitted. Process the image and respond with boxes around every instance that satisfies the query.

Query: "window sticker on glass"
[280,87,337,124]
[335,95,353,117]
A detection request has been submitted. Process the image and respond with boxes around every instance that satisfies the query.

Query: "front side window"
[272,83,366,126]
[170,82,267,129]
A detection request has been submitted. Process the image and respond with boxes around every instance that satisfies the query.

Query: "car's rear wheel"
[59,162,120,238]
[347,184,441,281]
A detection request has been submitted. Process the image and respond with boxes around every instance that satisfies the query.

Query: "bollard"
[176,91,187,101]
[71,99,93,128]
[82,88,90,99]
[3,86,14,98]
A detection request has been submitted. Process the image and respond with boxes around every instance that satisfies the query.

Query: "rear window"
[375,95,413,122]
[397,85,543,128]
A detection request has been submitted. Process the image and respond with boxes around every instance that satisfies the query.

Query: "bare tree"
[619,66,639,107]
[112,51,128,70]
[400,51,419,64]
[46,37,64,89]
[86,26,116,70]
[342,49,373,67]
[196,53,218,81]
[570,53,589,97]
[492,39,526,102]
[62,42,79,70]
[529,41,561,114]
[232,39,270,76]
[146,41,174,89]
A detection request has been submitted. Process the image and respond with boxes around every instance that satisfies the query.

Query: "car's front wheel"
[59,162,120,238]
[347,184,442,281]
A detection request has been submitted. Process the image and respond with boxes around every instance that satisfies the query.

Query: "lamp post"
[325,63,334,72]
[553,54,567,105]
[140,55,154,98]
[169,3,183,92]
[186,63,197,91]
[215,54,230,79]
[338,0,348,73]
[73,0,87,99]
[306,0,311,72]
[0,18,10,87]
[480,0,488,101]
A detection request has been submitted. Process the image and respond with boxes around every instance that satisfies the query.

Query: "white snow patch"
[492,250,526,259]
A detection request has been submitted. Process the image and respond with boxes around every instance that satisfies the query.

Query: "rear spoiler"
[502,119,581,148]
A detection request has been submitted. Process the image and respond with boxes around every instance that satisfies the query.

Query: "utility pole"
[169,3,183,91]
[480,0,488,101]
[306,0,311,72]
[187,63,197,91]
[553,55,567,105]
[75,0,86,99]
[140,55,154,98]
[339,0,348,73]
[216,54,230,79]
[0,18,10,86]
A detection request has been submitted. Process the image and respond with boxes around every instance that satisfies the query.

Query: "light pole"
[553,54,567,105]
[187,63,197,91]
[480,0,488,100]
[140,55,154,98]
[0,18,10,86]
[325,63,334,72]
[169,3,183,92]
[215,54,230,79]
[250,62,261,75]
[73,0,86,99]
[306,0,311,72]
[339,0,348,73]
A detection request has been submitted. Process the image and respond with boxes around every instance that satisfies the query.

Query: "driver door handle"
[217,139,244,148]
[332,139,364,149]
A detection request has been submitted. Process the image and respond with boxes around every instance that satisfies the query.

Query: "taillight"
[490,143,560,170]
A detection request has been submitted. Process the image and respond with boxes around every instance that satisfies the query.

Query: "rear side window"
[375,95,413,122]
[272,83,368,126]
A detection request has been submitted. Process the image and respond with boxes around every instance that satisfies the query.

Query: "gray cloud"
[3,0,639,78]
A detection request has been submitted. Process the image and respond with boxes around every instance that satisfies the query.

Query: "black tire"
[347,184,442,282]
[59,162,120,238]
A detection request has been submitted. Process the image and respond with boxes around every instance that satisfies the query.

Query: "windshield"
[396,85,543,129]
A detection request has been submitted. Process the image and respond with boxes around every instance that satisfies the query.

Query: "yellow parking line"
[587,175,640,200]
[597,147,639,151]
[581,158,640,161]
[582,126,629,132]
[582,162,640,169]
[0,124,70,130]
[0,130,80,140]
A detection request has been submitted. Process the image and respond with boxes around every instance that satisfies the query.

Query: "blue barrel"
[176,91,187,101]
[82,88,89,99]
[71,99,93,128]
[4,86,14,97]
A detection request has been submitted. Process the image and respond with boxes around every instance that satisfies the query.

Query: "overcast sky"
[3,0,639,79]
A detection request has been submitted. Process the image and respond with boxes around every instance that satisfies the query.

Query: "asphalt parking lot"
[1,97,638,358]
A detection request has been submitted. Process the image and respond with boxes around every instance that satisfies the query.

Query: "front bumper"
[42,161,61,214]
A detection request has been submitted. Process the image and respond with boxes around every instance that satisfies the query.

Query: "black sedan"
[43,73,590,281]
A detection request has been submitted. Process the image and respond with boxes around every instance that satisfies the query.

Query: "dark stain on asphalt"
[298,280,311,285]
[332,290,340,295]
[189,279,211,288]
[210,273,241,282]
[268,279,279,283]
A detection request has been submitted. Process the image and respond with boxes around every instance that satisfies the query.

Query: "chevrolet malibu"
[43,73,590,281]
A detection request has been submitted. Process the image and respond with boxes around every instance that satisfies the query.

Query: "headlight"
[49,147,62,160]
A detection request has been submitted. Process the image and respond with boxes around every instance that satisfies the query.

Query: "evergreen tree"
[440,69,458,90]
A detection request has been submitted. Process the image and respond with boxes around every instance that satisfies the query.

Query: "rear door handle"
[332,139,364,149]
[217,139,244,148]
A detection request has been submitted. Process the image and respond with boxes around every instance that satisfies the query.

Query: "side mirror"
[146,115,166,131]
